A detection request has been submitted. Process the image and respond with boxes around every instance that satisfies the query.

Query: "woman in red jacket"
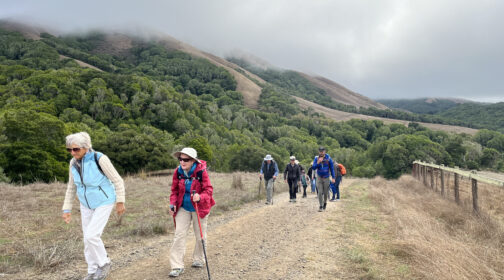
[168,147,215,277]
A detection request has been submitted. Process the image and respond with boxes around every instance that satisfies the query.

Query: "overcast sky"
[2,0,504,102]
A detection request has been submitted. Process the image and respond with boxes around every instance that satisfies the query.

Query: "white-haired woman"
[61,132,125,280]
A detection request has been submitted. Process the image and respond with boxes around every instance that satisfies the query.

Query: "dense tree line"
[1,28,503,184]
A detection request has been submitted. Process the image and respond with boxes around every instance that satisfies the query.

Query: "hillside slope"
[296,97,479,135]
[299,73,388,109]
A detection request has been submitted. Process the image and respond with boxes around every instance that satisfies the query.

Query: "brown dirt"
[296,96,479,135]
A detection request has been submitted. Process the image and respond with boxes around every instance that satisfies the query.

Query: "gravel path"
[108,184,353,280]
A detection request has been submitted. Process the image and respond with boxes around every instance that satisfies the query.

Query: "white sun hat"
[172,147,201,163]
[264,154,274,161]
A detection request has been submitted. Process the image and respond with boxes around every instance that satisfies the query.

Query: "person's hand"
[62,212,71,224]
[116,202,125,216]
[331,178,336,183]
[169,205,176,216]
[192,193,201,202]
[284,179,287,183]
[317,156,323,164]
[259,173,263,179]
[273,175,277,180]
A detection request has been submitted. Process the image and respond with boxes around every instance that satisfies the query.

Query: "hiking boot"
[83,274,94,280]
[318,207,323,212]
[169,268,184,277]
[265,201,270,205]
[323,203,327,210]
[93,262,111,280]
[192,261,204,268]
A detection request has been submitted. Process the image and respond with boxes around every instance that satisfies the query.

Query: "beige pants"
[170,207,208,269]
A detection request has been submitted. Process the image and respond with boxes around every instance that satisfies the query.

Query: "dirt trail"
[109,182,359,280]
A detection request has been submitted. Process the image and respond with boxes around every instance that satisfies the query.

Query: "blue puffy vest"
[71,150,117,209]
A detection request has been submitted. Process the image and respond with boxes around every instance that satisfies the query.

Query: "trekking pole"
[192,191,211,280]
[271,178,275,205]
[170,206,176,229]
[258,177,262,202]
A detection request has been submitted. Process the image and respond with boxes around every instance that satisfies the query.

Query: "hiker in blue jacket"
[312,147,336,212]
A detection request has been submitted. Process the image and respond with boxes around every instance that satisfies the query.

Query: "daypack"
[338,163,346,176]
[176,168,204,184]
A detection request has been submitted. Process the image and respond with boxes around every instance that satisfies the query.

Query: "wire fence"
[413,161,504,223]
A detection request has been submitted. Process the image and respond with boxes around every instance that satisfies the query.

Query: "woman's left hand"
[116,202,126,215]
[192,193,201,202]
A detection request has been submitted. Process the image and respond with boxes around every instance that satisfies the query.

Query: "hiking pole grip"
[192,190,211,280]
[170,205,176,229]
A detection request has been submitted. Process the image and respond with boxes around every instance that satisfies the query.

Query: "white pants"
[80,203,114,274]
[170,208,208,269]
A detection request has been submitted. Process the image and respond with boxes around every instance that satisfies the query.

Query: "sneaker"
[192,261,204,268]
[293,199,296,202]
[169,268,184,277]
[336,198,340,201]
[265,201,270,205]
[323,203,327,210]
[83,274,94,280]
[93,262,111,280]
[330,198,336,202]
[318,207,323,212]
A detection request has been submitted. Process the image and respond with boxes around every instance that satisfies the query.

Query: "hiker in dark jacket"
[312,147,336,212]
[259,154,279,205]
[284,156,301,202]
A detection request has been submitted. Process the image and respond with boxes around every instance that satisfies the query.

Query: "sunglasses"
[178,157,192,162]
[66,147,82,152]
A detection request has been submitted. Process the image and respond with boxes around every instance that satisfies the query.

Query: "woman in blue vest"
[61,132,125,280]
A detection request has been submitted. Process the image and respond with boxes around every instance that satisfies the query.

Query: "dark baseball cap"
[318,146,326,151]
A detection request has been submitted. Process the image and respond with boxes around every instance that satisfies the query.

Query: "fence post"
[430,167,435,189]
[472,178,479,213]
[454,173,460,204]
[423,166,427,186]
[440,169,445,196]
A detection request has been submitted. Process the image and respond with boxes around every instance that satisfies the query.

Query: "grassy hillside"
[438,102,504,133]
[1,26,504,185]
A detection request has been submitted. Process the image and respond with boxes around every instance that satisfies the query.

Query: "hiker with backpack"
[284,156,301,202]
[168,147,215,278]
[61,132,125,280]
[312,147,336,212]
[295,160,308,198]
[259,154,279,205]
[330,163,346,201]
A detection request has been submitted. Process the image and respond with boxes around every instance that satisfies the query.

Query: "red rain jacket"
[170,160,215,218]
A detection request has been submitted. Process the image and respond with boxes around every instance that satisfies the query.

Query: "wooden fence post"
[454,173,460,204]
[440,169,445,196]
[430,167,435,189]
[472,178,479,213]
[423,166,427,186]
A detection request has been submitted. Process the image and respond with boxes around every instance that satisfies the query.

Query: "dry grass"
[0,171,288,274]
[368,175,504,279]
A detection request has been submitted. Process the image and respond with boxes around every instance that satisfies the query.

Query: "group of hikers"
[259,146,344,212]
[60,131,344,279]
